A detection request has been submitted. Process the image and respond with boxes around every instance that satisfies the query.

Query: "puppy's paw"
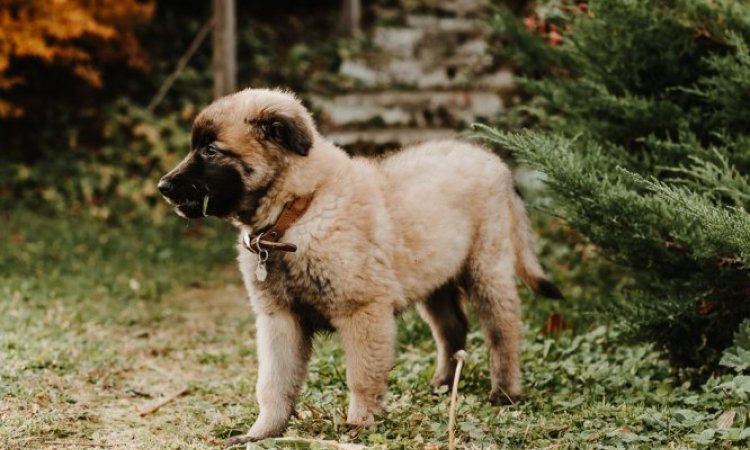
[429,373,454,388]
[488,388,521,406]
[223,433,259,448]
[224,421,285,448]
[345,411,375,428]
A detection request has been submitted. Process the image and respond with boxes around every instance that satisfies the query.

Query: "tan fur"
[181,88,557,443]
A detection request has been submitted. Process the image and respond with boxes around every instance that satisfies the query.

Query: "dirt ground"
[2,269,260,449]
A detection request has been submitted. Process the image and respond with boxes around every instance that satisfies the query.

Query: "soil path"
[13,269,259,450]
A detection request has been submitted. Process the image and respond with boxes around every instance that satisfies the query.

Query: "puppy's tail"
[508,184,564,299]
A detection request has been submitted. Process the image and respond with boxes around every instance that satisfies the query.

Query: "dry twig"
[138,386,190,417]
[146,18,214,113]
[44,440,114,448]
[448,349,468,450]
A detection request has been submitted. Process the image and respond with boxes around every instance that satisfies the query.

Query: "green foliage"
[4,211,750,448]
[0,208,237,388]
[477,0,750,369]
[721,319,750,373]
[237,21,364,95]
[1,2,356,220]
[0,100,191,221]
[235,322,750,449]
[0,208,235,307]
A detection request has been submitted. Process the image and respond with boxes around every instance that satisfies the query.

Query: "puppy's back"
[376,140,514,301]
[378,139,511,201]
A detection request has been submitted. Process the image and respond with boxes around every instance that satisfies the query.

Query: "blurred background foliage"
[0,0,359,220]
[0,0,156,118]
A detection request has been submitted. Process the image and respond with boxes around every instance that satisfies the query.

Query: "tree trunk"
[213,0,236,99]
[337,0,361,37]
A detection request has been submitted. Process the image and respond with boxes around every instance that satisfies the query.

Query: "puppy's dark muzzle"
[158,174,206,218]
[157,178,174,196]
[158,173,200,203]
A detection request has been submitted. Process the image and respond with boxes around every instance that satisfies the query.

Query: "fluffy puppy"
[158,88,562,445]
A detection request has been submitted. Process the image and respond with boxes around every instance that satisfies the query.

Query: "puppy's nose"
[157,178,174,195]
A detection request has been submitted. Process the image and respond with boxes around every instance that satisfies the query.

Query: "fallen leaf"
[542,313,571,335]
[717,409,736,429]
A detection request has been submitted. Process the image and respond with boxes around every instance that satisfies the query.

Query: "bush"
[0,0,155,117]
[0,100,191,221]
[0,1,354,220]
[475,0,750,371]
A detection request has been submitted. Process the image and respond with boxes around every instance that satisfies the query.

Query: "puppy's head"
[158,88,315,222]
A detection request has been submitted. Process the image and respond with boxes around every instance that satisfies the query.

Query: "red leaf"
[542,313,571,335]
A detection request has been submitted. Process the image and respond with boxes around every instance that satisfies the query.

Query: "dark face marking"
[159,149,245,219]
[160,107,310,222]
[191,120,218,150]
[249,114,312,156]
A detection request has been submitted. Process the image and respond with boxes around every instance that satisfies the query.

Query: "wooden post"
[337,0,361,37]
[213,0,236,98]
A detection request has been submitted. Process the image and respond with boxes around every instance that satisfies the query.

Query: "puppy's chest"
[261,252,338,310]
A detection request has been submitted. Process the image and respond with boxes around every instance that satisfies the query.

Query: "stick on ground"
[138,386,190,417]
[448,350,468,450]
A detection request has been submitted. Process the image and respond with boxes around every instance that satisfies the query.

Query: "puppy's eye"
[204,143,220,158]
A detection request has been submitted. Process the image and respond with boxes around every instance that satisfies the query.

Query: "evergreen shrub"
[476,0,750,370]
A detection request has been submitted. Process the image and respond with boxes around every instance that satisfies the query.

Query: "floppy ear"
[252,114,313,156]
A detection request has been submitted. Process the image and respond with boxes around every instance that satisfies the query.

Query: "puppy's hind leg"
[417,281,468,387]
[465,241,523,405]
[333,301,396,427]
[225,309,312,447]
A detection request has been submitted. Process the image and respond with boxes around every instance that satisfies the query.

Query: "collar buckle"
[241,194,314,255]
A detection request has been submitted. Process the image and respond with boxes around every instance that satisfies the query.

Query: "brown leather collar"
[242,193,314,254]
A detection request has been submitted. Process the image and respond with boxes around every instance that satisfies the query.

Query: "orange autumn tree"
[0,0,155,117]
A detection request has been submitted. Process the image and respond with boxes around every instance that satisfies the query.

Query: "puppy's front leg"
[333,302,395,426]
[228,309,311,446]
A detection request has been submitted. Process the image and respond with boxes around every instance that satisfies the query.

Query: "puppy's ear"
[251,114,313,156]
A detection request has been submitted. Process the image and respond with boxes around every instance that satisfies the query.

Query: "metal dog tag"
[255,249,269,282]
[255,262,268,282]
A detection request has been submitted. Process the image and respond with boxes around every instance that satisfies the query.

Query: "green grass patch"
[0,210,241,448]
[1,210,748,449]
[247,319,748,449]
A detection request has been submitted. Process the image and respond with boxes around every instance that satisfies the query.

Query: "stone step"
[373,27,425,58]
[374,0,489,19]
[372,19,486,58]
[324,127,459,147]
[339,57,512,90]
[405,15,481,33]
[338,11,498,90]
[312,90,506,129]
[432,0,489,17]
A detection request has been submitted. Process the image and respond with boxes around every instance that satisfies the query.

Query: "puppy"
[158,88,562,445]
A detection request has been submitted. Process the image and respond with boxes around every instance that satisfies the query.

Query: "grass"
[1,208,749,449]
